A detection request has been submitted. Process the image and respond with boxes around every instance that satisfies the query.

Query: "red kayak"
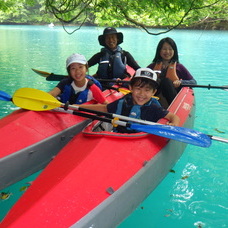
[1,87,195,227]
[0,88,126,190]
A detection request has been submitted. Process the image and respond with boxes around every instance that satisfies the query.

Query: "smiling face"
[160,42,174,62]
[129,83,157,106]
[105,34,118,50]
[69,63,87,85]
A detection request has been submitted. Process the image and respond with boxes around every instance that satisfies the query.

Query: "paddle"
[0,91,12,101]
[181,84,228,91]
[103,83,228,90]
[31,68,52,77]
[1,88,227,147]
[102,85,130,94]
[32,69,228,91]
[32,68,67,81]
[60,108,213,147]
[101,85,133,95]
[8,87,228,147]
[11,88,161,125]
[32,68,129,83]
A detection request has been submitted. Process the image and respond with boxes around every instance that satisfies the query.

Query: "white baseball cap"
[134,68,159,86]
[66,53,87,68]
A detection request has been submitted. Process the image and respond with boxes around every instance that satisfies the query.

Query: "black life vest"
[97,46,126,79]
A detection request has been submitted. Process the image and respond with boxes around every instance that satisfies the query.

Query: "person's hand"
[166,121,179,126]
[165,113,180,126]
[173,80,181,88]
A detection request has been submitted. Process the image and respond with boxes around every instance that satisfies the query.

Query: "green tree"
[0,0,227,32]
[45,0,228,34]
[0,0,55,24]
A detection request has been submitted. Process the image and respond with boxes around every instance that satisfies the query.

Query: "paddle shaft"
[102,85,127,92]
[46,75,128,83]
[32,69,228,90]
[32,69,130,83]
[209,135,228,143]
[101,85,129,94]
[46,74,67,81]
[181,84,228,90]
[68,109,129,128]
[66,103,161,127]
[97,79,129,83]
[45,74,227,90]
[46,75,227,90]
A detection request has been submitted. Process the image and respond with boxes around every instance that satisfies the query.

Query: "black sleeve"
[123,51,140,70]
[56,78,71,92]
[88,52,102,67]
[141,104,169,122]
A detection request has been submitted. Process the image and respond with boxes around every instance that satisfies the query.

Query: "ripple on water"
[189,201,228,227]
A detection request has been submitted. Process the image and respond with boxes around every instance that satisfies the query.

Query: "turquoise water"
[0,25,227,227]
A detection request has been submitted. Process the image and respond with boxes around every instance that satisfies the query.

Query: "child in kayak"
[79,68,180,133]
[49,53,108,105]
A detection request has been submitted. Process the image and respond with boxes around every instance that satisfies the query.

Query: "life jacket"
[97,46,126,79]
[85,75,102,90]
[60,76,100,104]
[114,94,160,133]
[154,62,179,81]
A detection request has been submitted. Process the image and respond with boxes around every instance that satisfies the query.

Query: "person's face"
[69,63,87,82]
[105,34,118,49]
[160,42,174,61]
[129,84,156,106]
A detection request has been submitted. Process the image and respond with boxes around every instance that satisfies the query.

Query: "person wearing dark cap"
[88,27,140,80]
[79,68,180,133]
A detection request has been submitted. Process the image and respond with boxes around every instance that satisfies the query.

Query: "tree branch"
[45,0,226,35]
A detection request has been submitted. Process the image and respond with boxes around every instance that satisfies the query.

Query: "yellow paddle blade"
[32,68,51,77]
[12,88,62,111]
[118,88,131,95]
[118,88,159,100]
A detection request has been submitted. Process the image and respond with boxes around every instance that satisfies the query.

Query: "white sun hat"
[66,53,87,68]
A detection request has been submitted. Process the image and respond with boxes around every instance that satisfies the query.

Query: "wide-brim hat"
[133,68,159,87]
[98,27,123,46]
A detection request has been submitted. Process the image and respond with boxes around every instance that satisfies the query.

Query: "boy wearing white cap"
[49,53,108,105]
[80,68,180,133]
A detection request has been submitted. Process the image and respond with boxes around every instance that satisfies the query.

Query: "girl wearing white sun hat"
[49,53,108,105]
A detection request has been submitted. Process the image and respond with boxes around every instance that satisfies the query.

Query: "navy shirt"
[107,94,169,133]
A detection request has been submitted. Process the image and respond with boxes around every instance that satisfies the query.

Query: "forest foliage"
[0,0,227,34]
